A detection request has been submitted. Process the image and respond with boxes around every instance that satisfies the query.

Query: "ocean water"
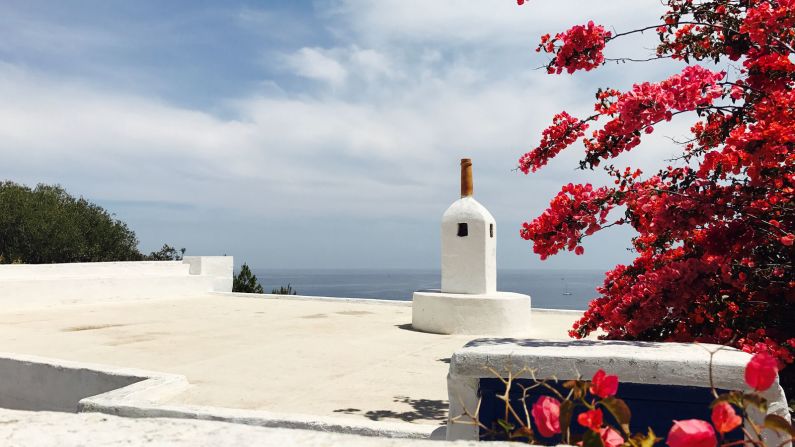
[251,268,605,310]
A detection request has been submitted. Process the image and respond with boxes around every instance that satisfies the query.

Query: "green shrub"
[271,283,297,295]
[146,244,186,261]
[0,182,143,263]
[233,263,264,294]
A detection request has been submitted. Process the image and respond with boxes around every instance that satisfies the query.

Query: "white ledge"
[210,291,412,306]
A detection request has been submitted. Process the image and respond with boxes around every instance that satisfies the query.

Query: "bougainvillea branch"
[516,0,795,367]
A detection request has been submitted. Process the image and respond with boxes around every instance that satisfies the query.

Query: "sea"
[252,269,605,310]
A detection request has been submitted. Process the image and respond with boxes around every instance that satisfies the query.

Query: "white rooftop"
[0,292,582,427]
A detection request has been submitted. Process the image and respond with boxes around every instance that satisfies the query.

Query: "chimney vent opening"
[457,223,468,237]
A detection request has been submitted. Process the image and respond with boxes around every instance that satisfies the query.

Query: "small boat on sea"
[561,278,573,296]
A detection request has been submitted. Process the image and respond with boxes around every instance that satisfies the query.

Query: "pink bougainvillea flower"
[531,395,561,438]
[667,419,717,447]
[590,369,619,398]
[577,408,603,431]
[600,427,624,447]
[745,352,779,391]
[711,402,742,434]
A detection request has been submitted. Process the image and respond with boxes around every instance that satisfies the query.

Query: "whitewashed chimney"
[412,158,531,335]
[441,158,497,294]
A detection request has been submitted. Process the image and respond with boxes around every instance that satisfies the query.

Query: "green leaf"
[711,391,742,408]
[564,380,586,399]
[630,427,661,447]
[497,418,514,434]
[743,393,769,412]
[583,429,605,447]
[764,414,795,436]
[601,397,632,433]
[511,426,535,441]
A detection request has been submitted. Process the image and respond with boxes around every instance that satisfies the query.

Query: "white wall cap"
[442,197,495,223]
[446,339,790,444]
[450,339,754,390]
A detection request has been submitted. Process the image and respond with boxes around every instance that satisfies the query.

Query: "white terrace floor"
[0,293,581,426]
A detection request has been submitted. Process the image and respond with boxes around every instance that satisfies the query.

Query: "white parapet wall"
[0,353,438,440]
[446,339,790,444]
[0,257,232,310]
[182,256,233,292]
[0,354,174,413]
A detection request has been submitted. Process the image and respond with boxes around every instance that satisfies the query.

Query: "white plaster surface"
[0,352,433,439]
[182,256,233,293]
[412,291,532,336]
[445,339,790,443]
[0,407,530,447]
[0,353,156,412]
[0,293,582,431]
[0,257,232,311]
[441,197,496,295]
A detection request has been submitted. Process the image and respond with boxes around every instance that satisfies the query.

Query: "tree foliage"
[271,283,297,295]
[0,182,188,264]
[516,1,794,365]
[146,244,186,261]
[0,182,143,263]
[233,263,265,294]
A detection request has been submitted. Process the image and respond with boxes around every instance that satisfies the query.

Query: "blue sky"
[1,0,687,270]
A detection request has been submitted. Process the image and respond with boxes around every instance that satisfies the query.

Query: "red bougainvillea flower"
[667,419,717,447]
[745,352,779,391]
[515,0,795,368]
[518,112,588,174]
[538,21,612,74]
[519,183,615,260]
[711,402,742,434]
[600,427,624,447]
[590,369,619,398]
[531,395,561,438]
[577,408,604,431]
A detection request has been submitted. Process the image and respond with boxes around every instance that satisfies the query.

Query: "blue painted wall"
[477,378,742,443]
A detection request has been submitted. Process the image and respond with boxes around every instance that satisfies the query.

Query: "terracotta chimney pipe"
[460,158,473,198]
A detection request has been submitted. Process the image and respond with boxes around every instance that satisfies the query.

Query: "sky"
[1,0,694,270]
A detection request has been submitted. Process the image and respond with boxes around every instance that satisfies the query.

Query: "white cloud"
[283,47,349,86]
[321,0,665,48]
[0,0,691,268]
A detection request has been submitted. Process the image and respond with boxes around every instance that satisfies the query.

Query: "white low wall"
[0,354,159,413]
[0,257,233,310]
[0,353,436,439]
[182,256,233,293]
[0,261,191,279]
[446,339,790,444]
